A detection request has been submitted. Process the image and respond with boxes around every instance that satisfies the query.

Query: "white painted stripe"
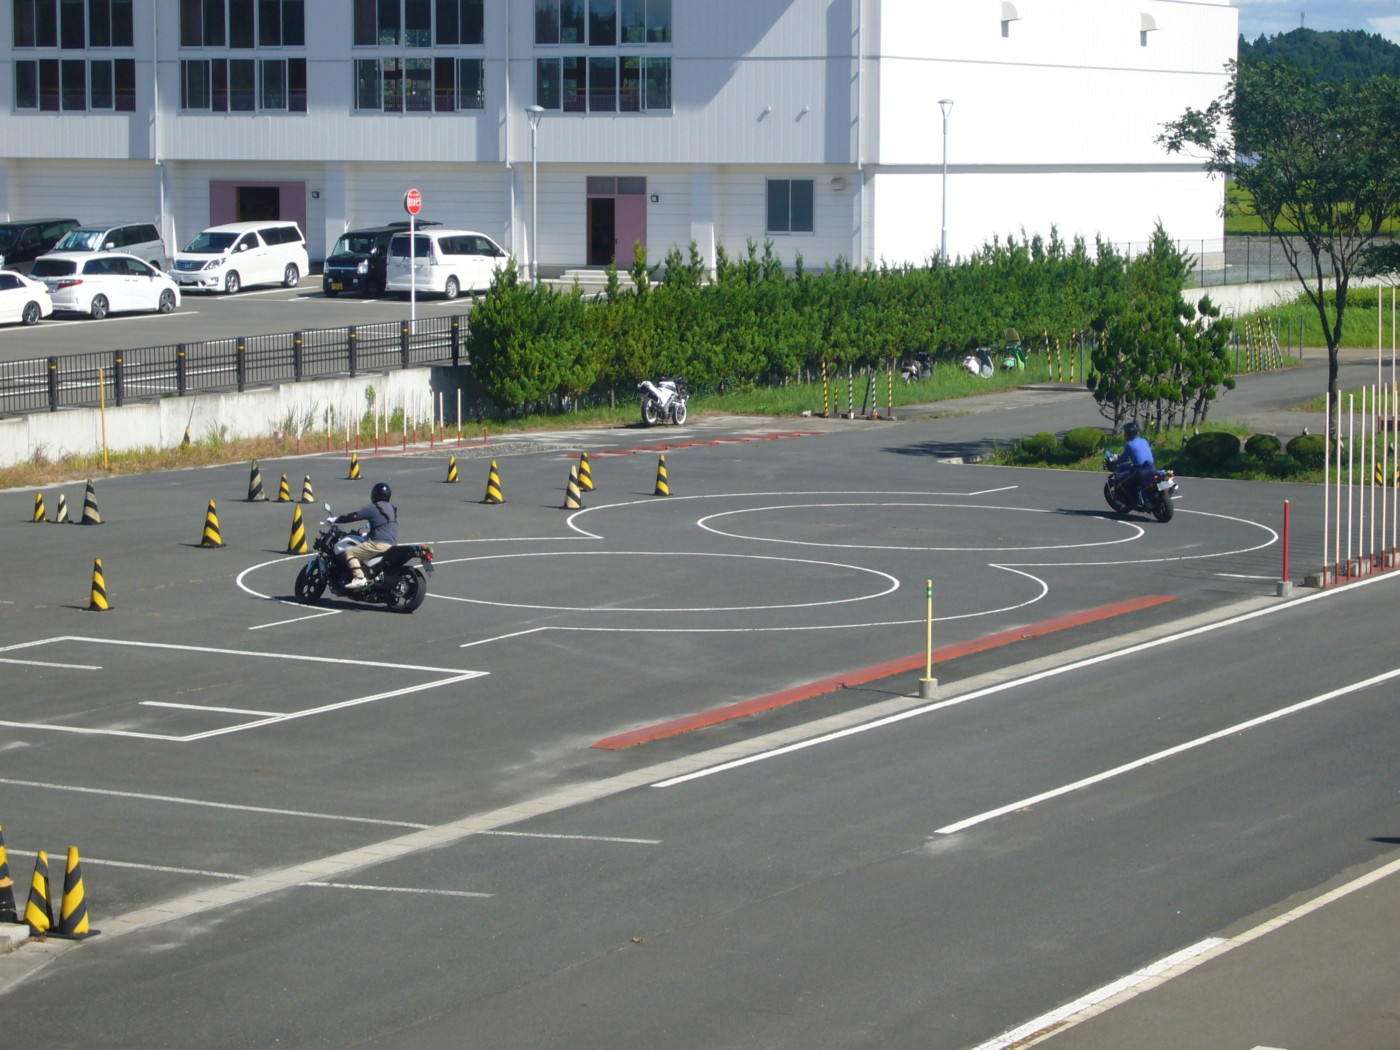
[654,570,1400,789]
[248,609,342,630]
[964,938,1226,1050]
[64,635,480,675]
[7,848,242,880]
[304,882,491,898]
[0,657,101,669]
[936,664,1400,835]
[483,829,661,845]
[140,702,283,716]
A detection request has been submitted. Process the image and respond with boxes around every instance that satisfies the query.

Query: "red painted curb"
[590,594,1175,750]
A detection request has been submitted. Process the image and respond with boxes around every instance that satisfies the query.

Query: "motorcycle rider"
[328,481,399,590]
[1113,421,1156,506]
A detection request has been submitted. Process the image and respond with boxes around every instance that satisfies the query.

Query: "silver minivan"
[385,229,507,299]
[171,220,308,294]
[48,222,167,270]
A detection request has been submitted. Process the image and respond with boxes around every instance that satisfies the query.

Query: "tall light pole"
[526,106,546,288]
[938,98,953,264]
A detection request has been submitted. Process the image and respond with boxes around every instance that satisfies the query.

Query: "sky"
[1233,0,1400,45]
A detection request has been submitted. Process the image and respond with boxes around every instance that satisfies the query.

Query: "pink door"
[613,192,647,268]
[584,176,647,268]
[209,180,307,233]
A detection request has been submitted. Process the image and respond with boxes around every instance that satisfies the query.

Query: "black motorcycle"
[1103,453,1178,523]
[294,505,434,613]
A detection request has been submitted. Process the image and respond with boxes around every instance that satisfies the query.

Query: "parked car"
[0,218,80,272]
[385,229,507,299]
[171,220,308,294]
[323,221,440,298]
[0,269,54,325]
[31,252,180,318]
[48,222,167,269]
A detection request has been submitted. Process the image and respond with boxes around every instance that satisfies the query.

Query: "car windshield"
[29,258,77,277]
[389,235,433,258]
[331,235,380,256]
[182,232,238,254]
[54,230,108,251]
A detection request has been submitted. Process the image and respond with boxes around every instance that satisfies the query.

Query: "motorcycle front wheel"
[384,568,428,613]
[1150,489,1175,523]
[672,400,688,425]
[295,563,327,603]
[641,400,660,426]
[1103,479,1129,514]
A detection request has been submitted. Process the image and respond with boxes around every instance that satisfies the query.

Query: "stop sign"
[404,188,422,215]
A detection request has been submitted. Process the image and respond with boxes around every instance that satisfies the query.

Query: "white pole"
[1347,394,1355,570]
[409,209,417,330]
[938,99,953,263]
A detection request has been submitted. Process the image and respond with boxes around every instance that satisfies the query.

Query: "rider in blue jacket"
[1115,421,1156,505]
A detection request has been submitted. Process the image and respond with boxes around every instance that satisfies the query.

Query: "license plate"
[1157,479,1174,491]
[330,282,342,291]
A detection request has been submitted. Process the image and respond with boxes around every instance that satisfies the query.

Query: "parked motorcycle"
[960,347,995,378]
[638,377,689,426]
[1102,453,1179,523]
[294,504,434,612]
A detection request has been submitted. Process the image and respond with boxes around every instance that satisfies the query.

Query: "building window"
[180,0,304,48]
[15,56,134,111]
[354,0,482,46]
[180,57,306,111]
[536,0,666,45]
[535,55,669,111]
[355,57,483,111]
[14,1,133,48]
[767,179,814,234]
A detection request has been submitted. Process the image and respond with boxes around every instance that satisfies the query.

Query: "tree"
[1159,60,1400,442]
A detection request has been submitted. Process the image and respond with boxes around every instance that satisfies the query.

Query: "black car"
[323,221,439,297]
[0,217,80,272]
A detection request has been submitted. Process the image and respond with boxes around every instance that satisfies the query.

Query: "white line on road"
[0,657,101,669]
[304,882,492,898]
[140,701,283,716]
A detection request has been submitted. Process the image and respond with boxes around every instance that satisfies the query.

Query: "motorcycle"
[294,504,434,612]
[1102,452,1179,523]
[901,350,932,383]
[960,347,995,379]
[638,377,689,426]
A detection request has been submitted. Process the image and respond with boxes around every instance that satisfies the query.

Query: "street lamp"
[938,98,953,263]
[526,104,546,288]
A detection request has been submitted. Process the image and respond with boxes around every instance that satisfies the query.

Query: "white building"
[0,0,1236,274]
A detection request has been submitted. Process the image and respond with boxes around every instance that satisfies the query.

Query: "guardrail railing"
[0,314,466,416]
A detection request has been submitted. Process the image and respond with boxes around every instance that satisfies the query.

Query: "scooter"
[961,347,995,378]
[294,504,434,612]
[638,377,689,426]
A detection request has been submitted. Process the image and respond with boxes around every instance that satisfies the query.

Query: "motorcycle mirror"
[323,502,332,513]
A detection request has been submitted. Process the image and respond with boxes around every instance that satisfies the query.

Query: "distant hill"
[1238,28,1400,81]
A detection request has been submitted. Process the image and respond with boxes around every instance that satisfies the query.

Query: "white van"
[385,229,507,300]
[171,220,309,294]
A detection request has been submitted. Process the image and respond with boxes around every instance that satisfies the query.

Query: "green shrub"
[1020,432,1058,460]
[1244,433,1282,464]
[1063,427,1105,456]
[1286,432,1328,470]
[1185,431,1241,467]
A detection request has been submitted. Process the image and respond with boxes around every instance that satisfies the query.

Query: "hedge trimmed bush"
[1185,431,1241,467]
[1021,432,1058,459]
[1244,433,1282,464]
[1063,427,1105,456]
[1287,433,1328,469]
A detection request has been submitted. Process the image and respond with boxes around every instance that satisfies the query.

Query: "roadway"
[0,370,1396,1047]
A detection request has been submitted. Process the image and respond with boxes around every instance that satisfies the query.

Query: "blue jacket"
[1121,436,1155,470]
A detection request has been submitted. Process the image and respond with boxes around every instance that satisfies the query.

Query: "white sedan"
[30,251,181,319]
[0,268,54,326]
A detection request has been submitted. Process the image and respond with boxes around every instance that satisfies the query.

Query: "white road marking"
[304,882,491,898]
[140,702,283,716]
[0,657,101,669]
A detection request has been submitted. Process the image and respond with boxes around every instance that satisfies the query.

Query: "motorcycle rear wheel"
[295,563,327,603]
[384,568,427,613]
[641,400,660,426]
[1150,490,1175,523]
[1103,479,1129,514]
[672,400,688,425]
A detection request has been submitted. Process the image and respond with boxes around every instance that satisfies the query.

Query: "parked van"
[171,220,308,294]
[49,222,167,270]
[385,229,507,299]
[323,220,438,298]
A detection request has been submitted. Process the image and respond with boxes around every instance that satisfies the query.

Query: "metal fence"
[0,314,466,417]
[1115,234,1400,288]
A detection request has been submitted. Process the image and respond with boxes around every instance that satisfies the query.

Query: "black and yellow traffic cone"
[578,452,595,491]
[0,824,17,924]
[445,455,459,483]
[653,454,671,496]
[286,505,308,554]
[275,473,292,502]
[299,475,315,503]
[564,465,584,510]
[483,460,505,504]
[53,492,69,524]
[32,492,46,522]
[53,847,92,939]
[87,558,111,611]
[199,500,225,548]
[78,480,102,525]
[182,425,192,448]
[23,850,51,936]
[246,461,267,502]
[348,452,361,480]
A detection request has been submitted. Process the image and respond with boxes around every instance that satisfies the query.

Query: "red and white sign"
[404,188,422,215]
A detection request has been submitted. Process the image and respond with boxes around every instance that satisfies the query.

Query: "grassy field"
[1237,286,1400,351]
[1225,179,1400,235]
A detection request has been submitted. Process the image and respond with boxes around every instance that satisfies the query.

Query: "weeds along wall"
[0,368,447,470]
